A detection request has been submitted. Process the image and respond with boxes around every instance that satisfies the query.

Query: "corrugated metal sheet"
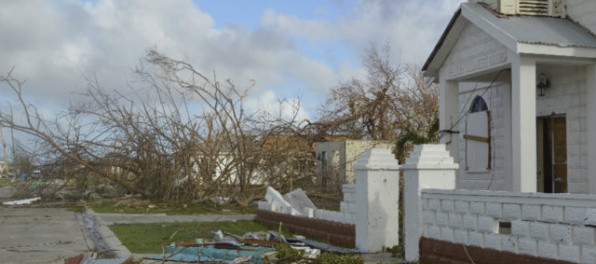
[467,3,596,48]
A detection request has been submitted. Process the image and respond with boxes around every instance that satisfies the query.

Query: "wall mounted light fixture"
[537,72,550,97]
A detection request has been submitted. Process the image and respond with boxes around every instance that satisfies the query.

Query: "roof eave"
[517,43,596,58]
[423,3,521,80]
[422,8,462,76]
[460,3,518,53]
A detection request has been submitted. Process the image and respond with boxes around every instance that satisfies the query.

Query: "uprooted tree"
[0,43,438,203]
[0,49,315,203]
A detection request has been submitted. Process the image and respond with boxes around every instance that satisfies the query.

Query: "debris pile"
[147,230,326,263]
[2,196,41,205]
[255,187,356,248]
[142,226,363,264]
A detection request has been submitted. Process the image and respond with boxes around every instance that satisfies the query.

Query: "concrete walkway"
[0,207,92,264]
[97,211,255,225]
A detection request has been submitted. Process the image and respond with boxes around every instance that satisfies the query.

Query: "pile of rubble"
[65,228,360,264]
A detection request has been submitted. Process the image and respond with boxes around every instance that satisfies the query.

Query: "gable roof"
[423,2,596,79]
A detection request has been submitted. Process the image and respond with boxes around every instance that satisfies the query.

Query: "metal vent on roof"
[497,0,562,17]
[518,0,549,16]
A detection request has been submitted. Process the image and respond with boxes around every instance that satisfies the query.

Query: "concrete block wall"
[457,79,511,191]
[260,148,399,253]
[258,184,356,224]
[421,189,596,263]
[456,64,589,193]
[537,65,588,193]
[310,184,356,224]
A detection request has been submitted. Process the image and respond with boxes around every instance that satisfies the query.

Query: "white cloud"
[246,90,310,122]
[261,0,462,65]
[261,9,337,42]
[0,0,463,120]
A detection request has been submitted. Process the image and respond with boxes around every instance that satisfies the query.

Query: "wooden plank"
[463,134,490,143]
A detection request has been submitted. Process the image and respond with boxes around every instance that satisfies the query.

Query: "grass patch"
[91,199,256,215]
[109,220,274,253]
[0,178,12,186]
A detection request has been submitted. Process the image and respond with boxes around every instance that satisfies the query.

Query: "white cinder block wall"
[421,189,596,263]
[258,184,356,224]
[455,64,589,193]
[457,80,511,191]
[537,65,588,193]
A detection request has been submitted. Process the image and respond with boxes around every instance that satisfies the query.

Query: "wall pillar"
[402,144,458,262]
[354,148,399,252]
[510,55,537,192]
[587,65,596,194]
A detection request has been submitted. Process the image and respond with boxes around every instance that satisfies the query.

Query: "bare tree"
[318,43,439,145]
[312,43,439,193]
[0,50,319,203]
[0,43,437,204]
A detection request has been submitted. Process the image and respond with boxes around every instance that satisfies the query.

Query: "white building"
[423,0,596,194]
[314,140,393,186]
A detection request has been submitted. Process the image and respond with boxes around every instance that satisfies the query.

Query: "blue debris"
[149,244,276,263]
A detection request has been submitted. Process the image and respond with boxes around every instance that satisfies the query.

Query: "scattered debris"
[230,255,252,263]
[143,227,364,263]
[151,243,276,263]
[282,188,317,212]
[2,197,41,205]
[112,198,150,208]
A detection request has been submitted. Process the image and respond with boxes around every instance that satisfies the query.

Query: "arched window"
[469,96,488,112]
[465,96,491,171]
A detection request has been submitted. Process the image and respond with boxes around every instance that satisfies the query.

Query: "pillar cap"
[354,148,399,171]
[401,144,459,170]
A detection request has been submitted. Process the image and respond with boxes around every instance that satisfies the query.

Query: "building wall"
[455,66,589,193]
[420,189,596,263]
[536,65,588,193]
[443,22,588,193]
[315,140,393,186]
[457,80,512,191]
[565,0,596,34]
[315,141,345,188]
[466,0,596,35]
[344,140,393,184]
[442,22,511,191]
[441,23,508,81]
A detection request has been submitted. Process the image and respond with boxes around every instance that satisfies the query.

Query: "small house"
[423,0,596,193]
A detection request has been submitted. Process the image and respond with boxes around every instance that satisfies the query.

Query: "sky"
[0,0,463,123]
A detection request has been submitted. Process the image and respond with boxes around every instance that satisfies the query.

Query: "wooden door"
[540,116,567,193]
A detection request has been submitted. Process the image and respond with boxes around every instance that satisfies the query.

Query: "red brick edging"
[420,237,574,264]
[255,210,355,248]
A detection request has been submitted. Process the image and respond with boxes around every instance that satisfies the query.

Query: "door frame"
[537,114,567,193]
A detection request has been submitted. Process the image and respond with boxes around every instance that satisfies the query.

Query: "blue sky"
[194,0,351,30]
[0,0,462,124]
